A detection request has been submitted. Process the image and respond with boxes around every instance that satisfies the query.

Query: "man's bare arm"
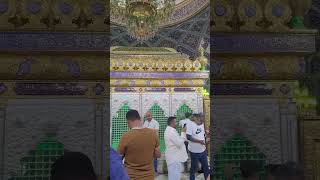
[187,134,205,145]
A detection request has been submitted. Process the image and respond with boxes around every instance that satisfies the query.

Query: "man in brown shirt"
[118,109,161,180]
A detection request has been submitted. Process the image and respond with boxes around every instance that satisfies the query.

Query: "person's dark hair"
[51,152,97,180]
[240,160,263,178]
[126,109,141,121]
[167,116,176,125]
[192,113,201,119]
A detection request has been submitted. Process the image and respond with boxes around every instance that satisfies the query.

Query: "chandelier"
[111,0,175,41]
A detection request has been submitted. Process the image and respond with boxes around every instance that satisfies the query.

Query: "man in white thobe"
[164,116,188,180]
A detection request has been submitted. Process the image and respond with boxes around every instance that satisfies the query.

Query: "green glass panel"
[10,136,64,180]
[213,134,266,180]
[111,103,130,149]
[146,104,167,152]
[175,104,193,134]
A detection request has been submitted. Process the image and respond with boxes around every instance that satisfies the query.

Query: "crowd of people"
[48,151,304,180]
[49,152,304,180]
[113,109,211,180]
[47,110,305,180]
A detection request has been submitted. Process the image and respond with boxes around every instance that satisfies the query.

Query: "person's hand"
[205,138,210,143]
[199,140,206,145]
[154,146,160,153]
[182,127,186,132]
[154,146,161,158]
[206,130,210,135]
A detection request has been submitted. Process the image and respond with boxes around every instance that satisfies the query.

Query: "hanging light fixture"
[111,0,175,41]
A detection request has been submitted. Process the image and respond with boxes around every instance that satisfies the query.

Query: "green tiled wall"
[9,136,64,180]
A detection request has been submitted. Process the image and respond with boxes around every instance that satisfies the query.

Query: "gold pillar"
[203,96,210,156]
[0,99,7,180]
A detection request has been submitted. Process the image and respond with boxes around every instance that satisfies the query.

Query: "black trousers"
[184,141,188,152]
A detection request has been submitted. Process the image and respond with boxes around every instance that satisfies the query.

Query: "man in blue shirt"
[110,147,129,180]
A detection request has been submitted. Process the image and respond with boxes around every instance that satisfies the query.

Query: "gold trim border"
[110,87,203,93]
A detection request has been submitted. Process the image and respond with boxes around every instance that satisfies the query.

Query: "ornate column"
[314,139,320,180]
[103,91,110,180]
[92,82,108,180]
[94,98,104,180]
[0,99,7,180]
[203,96,210,156]
[279,98,299,162]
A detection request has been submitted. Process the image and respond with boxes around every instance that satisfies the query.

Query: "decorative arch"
[9,136,64,180]
[145,103,167,152]
[213,134,267,179]
[175,104,193,134]
[111,103,130,149]
[171,93,202,114]
[141,93,170,117]
[110,93,140,119]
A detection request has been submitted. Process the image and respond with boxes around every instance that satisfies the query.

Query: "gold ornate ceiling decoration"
[110,0,209,28]
[111,0,175,41]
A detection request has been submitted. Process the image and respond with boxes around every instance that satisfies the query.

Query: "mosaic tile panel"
[146,104,167,152]
[142,93,170,117]
[111,104,130,149]
[4,99,97,180]
[110,93,140,118]
[9,136,64,180]
[211,98,282,164]
[171,92,203,115]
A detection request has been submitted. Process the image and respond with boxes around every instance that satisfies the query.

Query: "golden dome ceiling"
[110,0,209,27]
[111,6,210,59]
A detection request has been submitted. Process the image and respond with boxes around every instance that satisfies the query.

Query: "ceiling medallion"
[111,0,175,41]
